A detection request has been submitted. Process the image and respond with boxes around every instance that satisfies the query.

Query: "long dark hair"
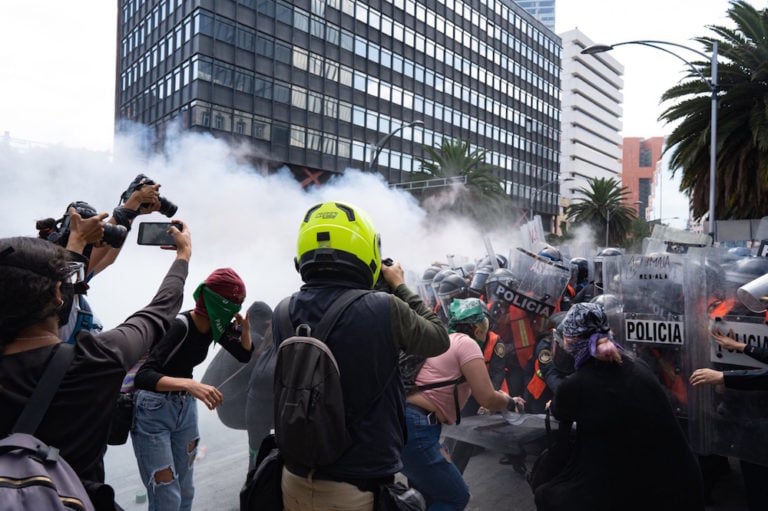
[452,322,477,338]
[0,237,73,348]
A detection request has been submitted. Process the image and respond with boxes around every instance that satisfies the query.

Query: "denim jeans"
[131,390,199,511]
[400,405,470,510]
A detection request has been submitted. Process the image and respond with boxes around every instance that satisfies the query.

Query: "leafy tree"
[566,177,637,247]
[625,217,653,252]
[411,138,506,222]
[660,0,768,220]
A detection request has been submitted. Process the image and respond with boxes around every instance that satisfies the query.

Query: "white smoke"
[1,131,529,328]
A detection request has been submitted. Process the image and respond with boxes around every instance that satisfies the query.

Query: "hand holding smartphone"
[137,222,183,246]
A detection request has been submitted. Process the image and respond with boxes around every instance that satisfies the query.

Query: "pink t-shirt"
[416,332,483,425]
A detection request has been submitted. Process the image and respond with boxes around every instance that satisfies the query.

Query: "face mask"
[193,284,242,342]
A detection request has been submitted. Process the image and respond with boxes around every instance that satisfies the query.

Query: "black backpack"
[273,289,370,468]
[239,432,282,511]
[399,351,466,424]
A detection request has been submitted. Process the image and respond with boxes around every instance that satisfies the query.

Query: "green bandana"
[194,283,242,343]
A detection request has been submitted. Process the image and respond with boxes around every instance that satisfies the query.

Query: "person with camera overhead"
[131,267,252,511]
[0,222,191,510]
[35,174,173,344]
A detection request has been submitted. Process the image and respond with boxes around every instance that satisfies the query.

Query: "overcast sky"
[0,0,738,227]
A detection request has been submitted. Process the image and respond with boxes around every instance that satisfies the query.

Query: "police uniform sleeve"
[536,338,563,392]
[743,344,768,365]
[723,368,768,390]
[390,283,450,357]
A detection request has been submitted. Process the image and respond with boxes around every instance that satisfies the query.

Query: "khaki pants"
[281,467,375,511]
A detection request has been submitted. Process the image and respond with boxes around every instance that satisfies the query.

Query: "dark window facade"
[116,0,561,211]
[639,146,652,167]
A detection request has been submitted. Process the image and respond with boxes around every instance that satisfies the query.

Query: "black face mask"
[58,282,75,326]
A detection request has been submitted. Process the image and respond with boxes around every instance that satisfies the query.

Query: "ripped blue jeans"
[131,390,199,511]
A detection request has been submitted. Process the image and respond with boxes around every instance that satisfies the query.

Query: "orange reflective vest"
[504,305,536,368]
[526,357,547,399]
[650,347,687,405]
[709,298,737,320]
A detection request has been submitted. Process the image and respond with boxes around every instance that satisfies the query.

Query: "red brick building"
[621,137,665,219]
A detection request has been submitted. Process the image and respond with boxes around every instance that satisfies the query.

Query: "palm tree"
[660,0,768,220]
[566,177,637,247]
[412,138,505,222]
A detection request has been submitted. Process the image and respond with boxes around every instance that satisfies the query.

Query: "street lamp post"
[582,40,718,242]
[367,120,425,173]
[605,205,615,247]
[529,177,574,221]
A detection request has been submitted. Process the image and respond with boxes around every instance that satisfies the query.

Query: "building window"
[338,139,351,158]
[215,115,224,130]
[639,146,652,167]
[292,87,307,108]
[290,126,306,147]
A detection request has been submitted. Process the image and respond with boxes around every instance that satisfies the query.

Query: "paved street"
[106,407,747,510]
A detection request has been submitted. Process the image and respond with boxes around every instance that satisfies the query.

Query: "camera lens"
[158,197,178,218]
[102,224,129,248]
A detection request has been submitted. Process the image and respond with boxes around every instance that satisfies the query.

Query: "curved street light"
[367,120,425,172]
[604,204,619,248]
[529,177,574,221]
[582,40,718,242]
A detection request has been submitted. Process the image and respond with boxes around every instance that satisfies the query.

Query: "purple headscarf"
[558,303,623,369]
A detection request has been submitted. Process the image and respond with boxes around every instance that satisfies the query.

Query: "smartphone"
[137,222,182,246]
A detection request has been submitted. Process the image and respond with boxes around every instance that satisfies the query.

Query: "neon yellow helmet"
[295,201,382,287]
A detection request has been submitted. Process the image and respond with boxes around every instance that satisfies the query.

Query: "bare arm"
[88,183,162,275]
[462,358,522,411]
[154,375,224,410]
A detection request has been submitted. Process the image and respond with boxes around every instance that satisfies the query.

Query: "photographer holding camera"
[35,175,175,343]
[0,222,192,510]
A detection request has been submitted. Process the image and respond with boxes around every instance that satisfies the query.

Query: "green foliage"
[411,138,507,223]
[660,0,768,220]
[566,177,637,246]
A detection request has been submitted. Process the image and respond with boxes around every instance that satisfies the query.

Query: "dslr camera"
[374,258,394,293]
[121,173,178,217]
[37,201,128,248]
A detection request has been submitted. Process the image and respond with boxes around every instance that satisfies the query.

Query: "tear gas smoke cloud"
[0,132,543,329]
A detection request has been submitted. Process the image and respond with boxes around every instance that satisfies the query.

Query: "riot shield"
[686,248,768,467]
[201,301,273,430]
[615,253,689,418]
[511,248,570,315]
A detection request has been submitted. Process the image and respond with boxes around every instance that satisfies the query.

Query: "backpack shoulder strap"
[275,296,294,343]
[313,289,370,341]
[414,375,466,392]
[163,313,190,366]
[275,289,370,343]
[12,343,76,434]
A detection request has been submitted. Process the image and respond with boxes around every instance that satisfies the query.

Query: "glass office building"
[116,0,562,220]
[514,0,555,32]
